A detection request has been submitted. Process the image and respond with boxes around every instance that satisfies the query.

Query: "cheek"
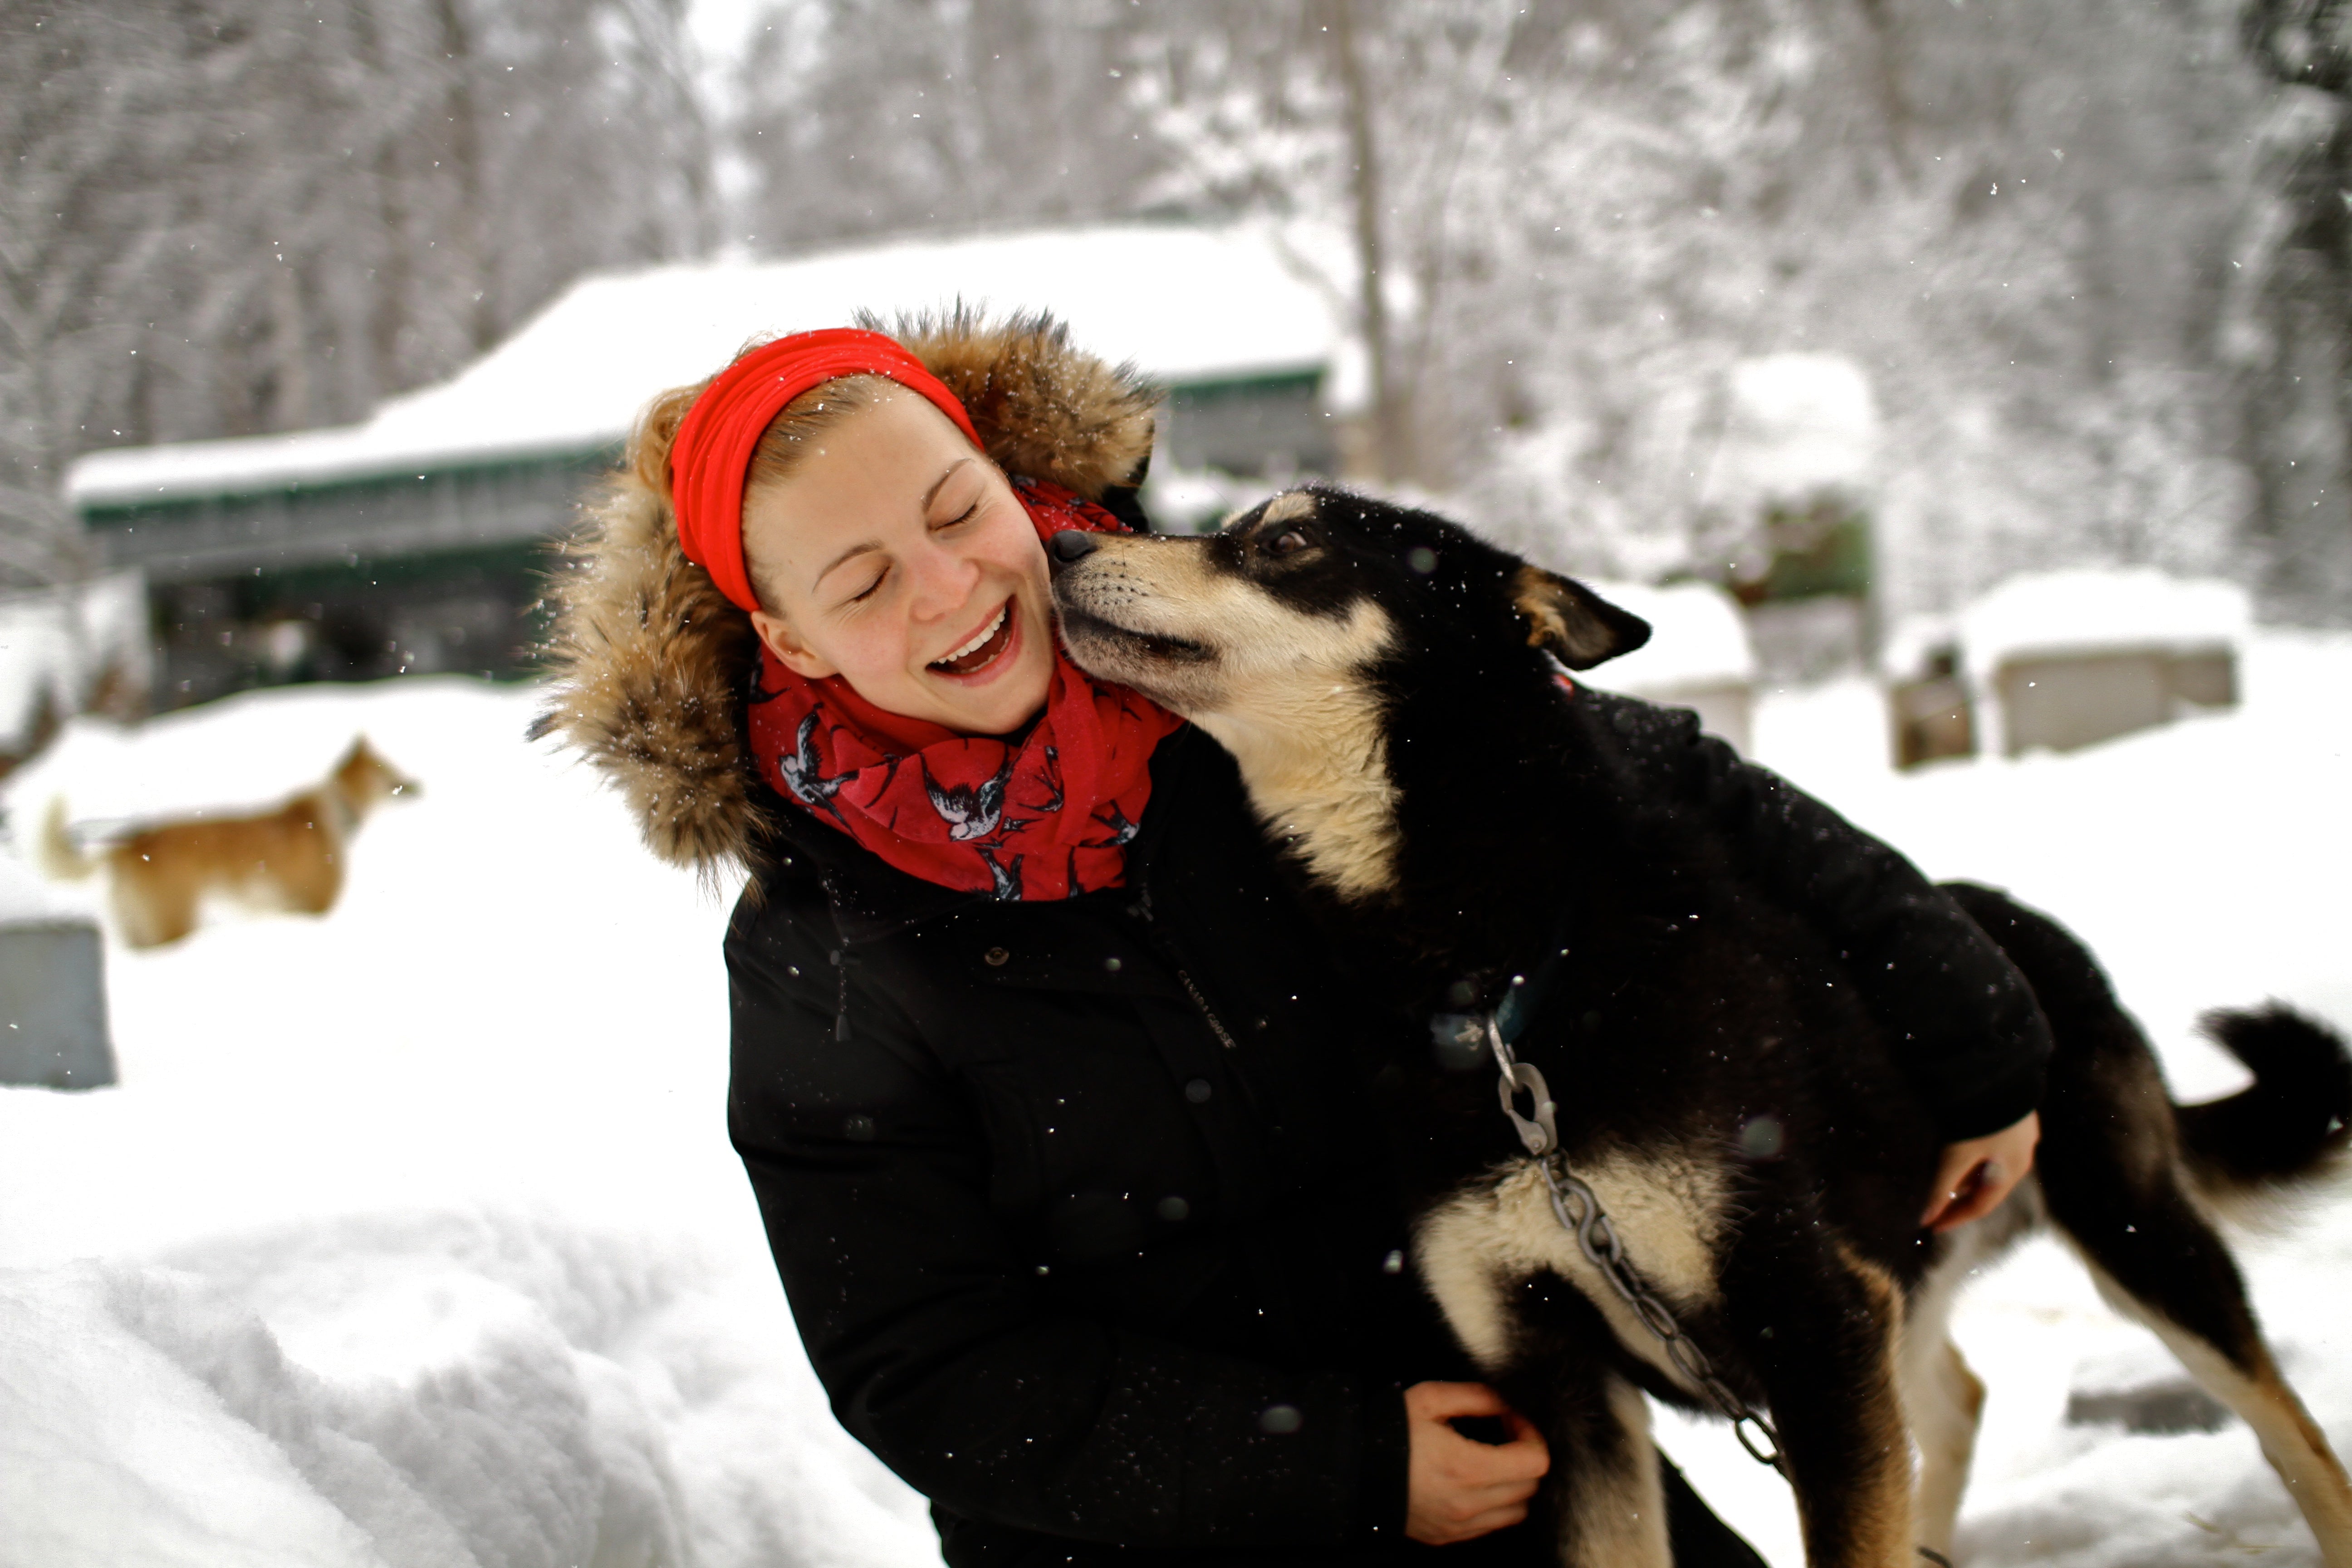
[973,505,1047,582]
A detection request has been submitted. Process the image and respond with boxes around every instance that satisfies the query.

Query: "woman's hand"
[1404,1381,1551,1544]
[1921,1111,2042,1232]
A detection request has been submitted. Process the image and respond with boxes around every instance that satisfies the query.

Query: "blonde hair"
[627,359,896,611]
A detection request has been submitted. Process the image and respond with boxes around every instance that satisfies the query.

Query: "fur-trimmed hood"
[531,309,1158,878]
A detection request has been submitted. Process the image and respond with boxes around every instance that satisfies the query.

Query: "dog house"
[1578,579,1759,754]
[1877,617,1978,770]
[1958,570,2249,757]
[0,855,114,1090]
[67,222,1347,713]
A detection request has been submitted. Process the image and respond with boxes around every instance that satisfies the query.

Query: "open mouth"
[929,602,1015,677]
[1056,606,1213,664]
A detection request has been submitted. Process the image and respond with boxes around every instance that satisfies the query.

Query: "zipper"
[1137,878,1240,1052]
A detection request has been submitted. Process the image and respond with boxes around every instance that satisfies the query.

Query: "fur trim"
[531,310,1160,877]
[867,304,1158,498]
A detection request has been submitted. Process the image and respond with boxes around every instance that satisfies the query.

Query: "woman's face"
[743,387,1054,736]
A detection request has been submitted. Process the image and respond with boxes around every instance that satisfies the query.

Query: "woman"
[537,312,2045,1566]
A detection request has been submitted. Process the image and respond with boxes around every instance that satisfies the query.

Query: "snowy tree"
[1116,0,2284,622]
[0,0,711,592]
[2236,0,2352,622]
[729,0,1171,253]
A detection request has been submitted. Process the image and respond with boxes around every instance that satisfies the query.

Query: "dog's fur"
[1049,484,2352,1568]
[36,738,417,949]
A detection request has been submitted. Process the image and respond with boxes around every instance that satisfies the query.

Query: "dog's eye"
[1267,529,1311,558]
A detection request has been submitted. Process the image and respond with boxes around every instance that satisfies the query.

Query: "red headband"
[668,328,984,612]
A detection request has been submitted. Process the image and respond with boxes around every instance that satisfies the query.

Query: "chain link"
[1485,1015,1786,1474]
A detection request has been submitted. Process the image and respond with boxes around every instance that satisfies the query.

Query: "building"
[66,223,1348,710]
[1957,569,2248,756]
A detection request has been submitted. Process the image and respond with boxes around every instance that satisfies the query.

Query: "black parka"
[724,708,2052,1567]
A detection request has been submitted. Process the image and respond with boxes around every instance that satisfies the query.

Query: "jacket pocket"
[960,1060,1048,1218]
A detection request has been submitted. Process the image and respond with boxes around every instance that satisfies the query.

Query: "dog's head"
[1049,484,1648,722]
[332,738,421,814]
[1050,486,1646,903]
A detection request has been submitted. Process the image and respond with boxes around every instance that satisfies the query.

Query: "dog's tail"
[1945,880,2351,1215]
[2174,1004,2352,1204]
[28,796,96,882]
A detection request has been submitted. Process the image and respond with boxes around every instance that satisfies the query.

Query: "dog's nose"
[1050,529,1099,564]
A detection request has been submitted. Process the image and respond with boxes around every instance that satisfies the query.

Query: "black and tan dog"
[1048,485,2352,1568]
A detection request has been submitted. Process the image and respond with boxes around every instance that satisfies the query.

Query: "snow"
[0,845,83,924]
[0,680,936,1568]
[0,573,148,754]
[1959,568,2252,673]
[1578,578,1758,693]
[65,224,1343,508]
[2,635,2349,1568]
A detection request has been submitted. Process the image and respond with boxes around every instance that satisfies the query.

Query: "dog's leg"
[1517,1361,1671,1568]
[1415,1182,1671,1568]
[2036,1041,2352,1565]
[108,858,190,950]
[1901,1337,1982,1560]
[1897,1225,2003,1559]
[2055,1181,2352,1566]
[1741,1238,1915,1568]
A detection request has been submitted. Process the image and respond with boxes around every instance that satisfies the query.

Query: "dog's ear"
[1510,565,1651,669]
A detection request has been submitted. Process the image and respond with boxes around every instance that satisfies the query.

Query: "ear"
[1510,564,1651,669]
[750,608,838,680]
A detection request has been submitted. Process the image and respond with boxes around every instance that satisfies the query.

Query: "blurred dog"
[34,737,418,949]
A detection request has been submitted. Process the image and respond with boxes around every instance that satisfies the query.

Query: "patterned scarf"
[746,480,1184,900]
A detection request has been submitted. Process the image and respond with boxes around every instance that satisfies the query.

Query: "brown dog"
[35,738,418,949]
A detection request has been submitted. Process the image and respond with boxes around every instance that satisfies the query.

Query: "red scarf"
[747,480,1184,901]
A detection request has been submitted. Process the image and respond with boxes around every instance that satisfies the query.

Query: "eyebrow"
[810,459,979,592]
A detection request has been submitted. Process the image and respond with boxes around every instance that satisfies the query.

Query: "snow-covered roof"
[1580,578,1757,692]
[1960,568,2250,672]
[1712,353,1878,502]
[69,222,1346,509]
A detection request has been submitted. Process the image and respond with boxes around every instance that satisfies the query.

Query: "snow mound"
[0,1211,931,1568]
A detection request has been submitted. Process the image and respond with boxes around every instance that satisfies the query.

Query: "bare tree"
[2237,0,2352,622]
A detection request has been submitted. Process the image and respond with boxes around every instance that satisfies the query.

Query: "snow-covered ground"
[2,637,2348,1568]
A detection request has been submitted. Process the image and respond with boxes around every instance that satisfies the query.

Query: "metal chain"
[1486,1014,1787,1474]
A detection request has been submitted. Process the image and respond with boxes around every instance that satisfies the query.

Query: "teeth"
[941,604,1007,664]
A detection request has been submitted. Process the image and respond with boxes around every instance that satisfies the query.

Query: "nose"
[1050,529,1099,564]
